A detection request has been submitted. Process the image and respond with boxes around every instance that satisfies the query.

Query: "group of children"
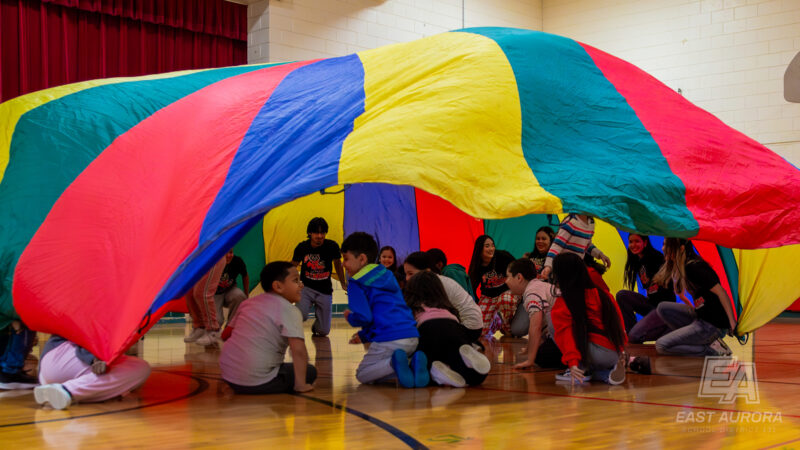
[21,213,740,409]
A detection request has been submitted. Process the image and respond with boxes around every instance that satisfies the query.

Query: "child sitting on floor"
[341,232,426,388]
[219,261,316,394]
[34,336,151,410]
[404,271,491,387]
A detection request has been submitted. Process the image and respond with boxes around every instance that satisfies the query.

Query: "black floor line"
[295,393,428,450]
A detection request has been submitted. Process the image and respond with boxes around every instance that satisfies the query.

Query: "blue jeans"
[655,303,720,356]
[0,323,36,374]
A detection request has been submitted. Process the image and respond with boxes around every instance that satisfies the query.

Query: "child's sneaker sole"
[430,361,466,388]
[411,351,430,388]
[34,384,71,410]
[390,349,415,388]
[459,344,491,375]
[607,354,627,385]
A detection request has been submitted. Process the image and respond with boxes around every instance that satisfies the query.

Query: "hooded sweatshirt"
[346,264,419,343]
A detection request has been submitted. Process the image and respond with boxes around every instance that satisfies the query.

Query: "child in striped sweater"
[540,214,610,280]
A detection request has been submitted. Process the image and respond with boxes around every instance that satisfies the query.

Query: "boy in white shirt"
[220,261,315,394]
[505,259,564,370]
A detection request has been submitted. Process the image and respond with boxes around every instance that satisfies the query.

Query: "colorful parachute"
[2,28,799,362]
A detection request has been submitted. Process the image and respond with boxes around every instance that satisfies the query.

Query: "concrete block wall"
[247,0,543,63]
[543,0,800,165]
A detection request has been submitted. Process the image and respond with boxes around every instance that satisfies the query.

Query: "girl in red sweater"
[551,253,628,385]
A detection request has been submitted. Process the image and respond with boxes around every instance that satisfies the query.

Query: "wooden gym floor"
[2,317,800,449]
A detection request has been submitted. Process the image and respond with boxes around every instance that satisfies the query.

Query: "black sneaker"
[0,371,39,390]
[629,356,651,375]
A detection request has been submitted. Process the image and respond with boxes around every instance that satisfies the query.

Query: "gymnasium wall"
[544,0,800,167]
[246,0,543,62]
[245,0,800,166]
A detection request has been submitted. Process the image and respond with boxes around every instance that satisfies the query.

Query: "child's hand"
[349,332,361,344]
[569,365,585,385]
[599,254,611,268]
[343,310,351,320]
[294,383,314,393]
[91,360,107,375]
[539,267,552,279]
[513,359,537,370]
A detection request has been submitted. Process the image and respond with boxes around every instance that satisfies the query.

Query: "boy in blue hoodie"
[341,232,428,388]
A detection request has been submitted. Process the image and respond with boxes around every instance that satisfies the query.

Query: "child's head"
[505,258,537,295]
[306,217,329,246]
[403,251,432,280]
[378,246,397,270]
[403,271,458,318]
[424,248,447,273]
[341,232,378,277]
[260,261,303,303]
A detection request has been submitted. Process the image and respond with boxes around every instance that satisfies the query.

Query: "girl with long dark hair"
[616,234,674,333]
[550,253,627,385]
[527,226,555,274]
[404,271,490,387]
[652,238,736,357]
[467,235,517,336]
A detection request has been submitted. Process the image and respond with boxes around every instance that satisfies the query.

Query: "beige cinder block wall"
[247,0,543,62]
[543,0,800,166]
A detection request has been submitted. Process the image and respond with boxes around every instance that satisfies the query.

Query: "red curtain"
[1,0,247,102]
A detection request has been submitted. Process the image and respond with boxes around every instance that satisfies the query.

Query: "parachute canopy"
[2,28,799,362]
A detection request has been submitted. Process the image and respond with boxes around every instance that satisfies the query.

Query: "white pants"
[39,342,151,403]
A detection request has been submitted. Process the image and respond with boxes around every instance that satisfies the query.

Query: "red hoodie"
[551,288,627,368]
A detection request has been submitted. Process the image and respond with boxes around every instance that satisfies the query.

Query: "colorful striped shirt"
[544,214,605,269]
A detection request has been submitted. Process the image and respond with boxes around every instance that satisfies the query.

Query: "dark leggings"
[417,319,487,386]
[226,363,317,394]
[534,337,566,369]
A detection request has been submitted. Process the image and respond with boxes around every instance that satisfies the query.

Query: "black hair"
[378,246,397,272]
[403,251,432,271]
[403,271,459,319]
[529,226,555,259]
[508,258,537,281]
[622,234,665,290]
[260,261,295,292]
[584,253,607,275]
[468,235,495,291]
[341,231,379,263]
[552,253,626,361]
[425,248,447,273]
[306,217,329,236]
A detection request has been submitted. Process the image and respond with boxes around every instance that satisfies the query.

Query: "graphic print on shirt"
[218,272,234,291]
[482,270,505,290]
[303,254,331,281]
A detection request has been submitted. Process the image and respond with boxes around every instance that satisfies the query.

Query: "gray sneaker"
[183,327,206,343]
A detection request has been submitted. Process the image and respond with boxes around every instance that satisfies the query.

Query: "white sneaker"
[709,338,732,356]
[34,384,72,410]
[429,361,467,387]
[183,328,205,343]
[459,344,491,375]
[196,330,219,346]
